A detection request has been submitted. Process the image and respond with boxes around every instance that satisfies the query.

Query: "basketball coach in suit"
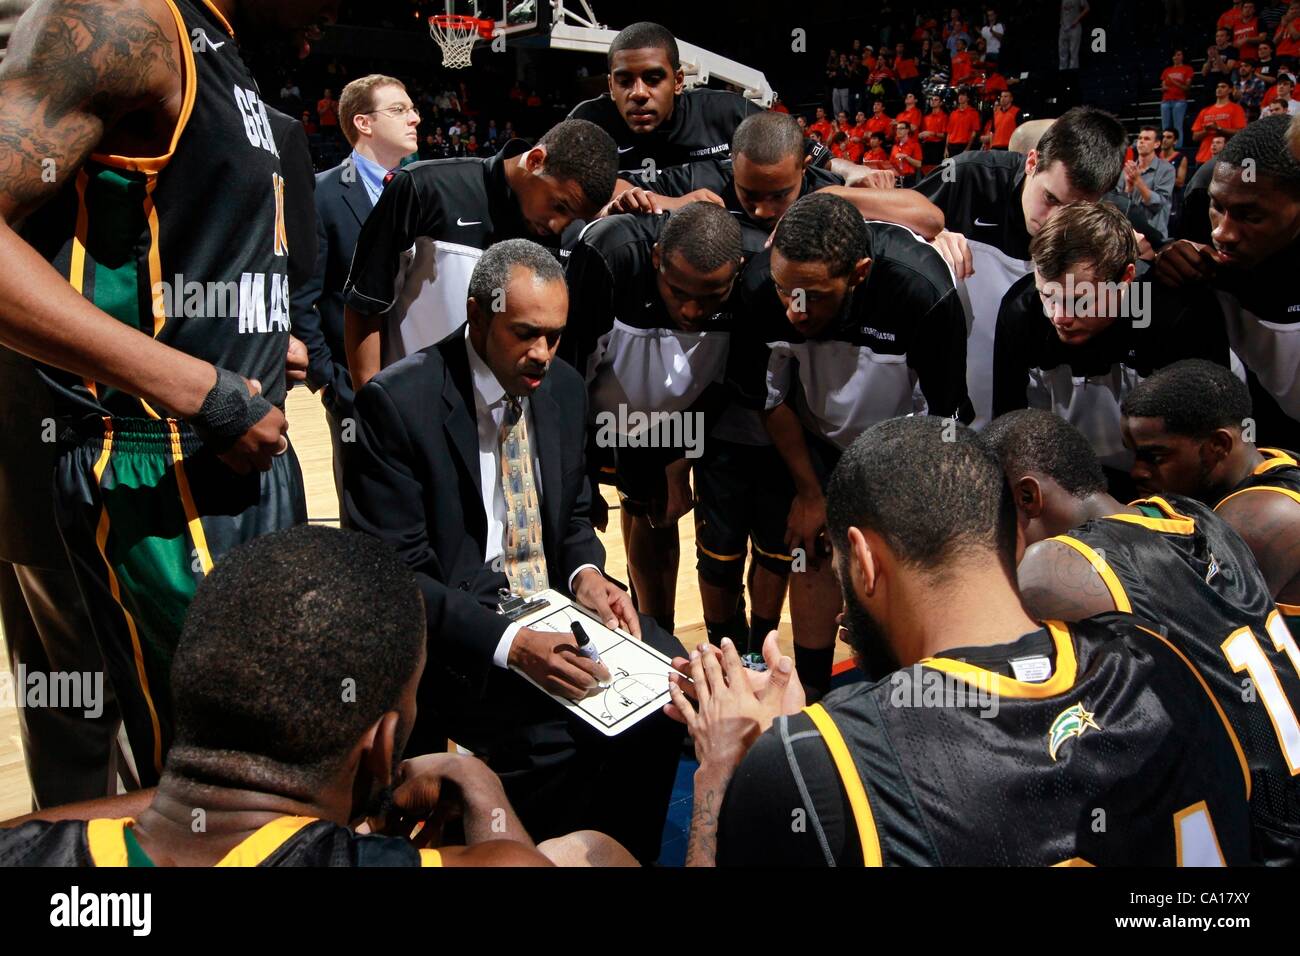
[291,75,420,502]
[343,239,687,863]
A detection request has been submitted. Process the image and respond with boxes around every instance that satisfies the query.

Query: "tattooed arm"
[0,1,284,470]
[686,770,726,867]
[1216,492,1300,605]
[1017,538,1120,623]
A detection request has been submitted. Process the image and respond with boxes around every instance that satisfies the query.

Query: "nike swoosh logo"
[457,218,483,226]
[974,217,998,227]
[617,146,636,154]
[195,29,225,50]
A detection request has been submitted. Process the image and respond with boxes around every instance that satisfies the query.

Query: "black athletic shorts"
[694,439,795,579]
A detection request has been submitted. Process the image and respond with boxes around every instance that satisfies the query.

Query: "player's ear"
[366,710,402,790]
[523,145,547,173]
[1119,261,1137,286]
[850,257,872,287]
[1025,148,1038,175]
[1206,427,1235,464]
[1015,475,1044,519]
[673,68,686,96]
[847,526,879,597]
[651,243,662,272]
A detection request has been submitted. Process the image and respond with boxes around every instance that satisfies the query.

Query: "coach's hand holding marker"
[570,621,611,689]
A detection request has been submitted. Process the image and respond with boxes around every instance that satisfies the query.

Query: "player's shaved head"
[983,409,1108,499]
[772,192,871,277]
[170,525,426,791]
[659,201,743,273]
[732,111,806,167]
[828,417,1018,576]
[535,119,619,214]
[1217,114,1300,197]
[1122,360,1252,439]
[608,21,680,71]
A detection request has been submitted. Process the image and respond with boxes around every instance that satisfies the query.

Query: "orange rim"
[429,14,495,39]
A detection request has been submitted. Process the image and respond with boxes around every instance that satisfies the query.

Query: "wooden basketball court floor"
[0,387,850,818]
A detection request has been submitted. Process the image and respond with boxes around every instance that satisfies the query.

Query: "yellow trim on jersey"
[1256,448,1300,472]
[419,849,444,867]
[86,818,133,867]
[1173,801,1227,867]
[212,816,316,866]
[1047,536,1133,613]
[89,0,199,174]
[1277,602,1300,618]
[168,420,214,575]
[1134,624,1252,800]
[918,621,1080,699]
[1105,496,1196,536]
[696,542,744,562]
[1052,857,1095,867]
[86,816,317,866]
[144,176,166,339]
[93,430,165,776]
[1216,484,1300,510]
[200,0,236,37]
[803,704,883,866]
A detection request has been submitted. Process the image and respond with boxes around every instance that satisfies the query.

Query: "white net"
[429,8,485,69]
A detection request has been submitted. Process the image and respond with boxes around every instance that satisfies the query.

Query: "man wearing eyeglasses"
[292,75,421,504]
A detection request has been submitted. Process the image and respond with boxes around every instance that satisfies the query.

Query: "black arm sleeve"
[343,170,445,314]
[560,231,618,379]
[991,284,1034,418]
[909,289,975,423]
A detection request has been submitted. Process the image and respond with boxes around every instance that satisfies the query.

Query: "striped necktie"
[499,397,549,595]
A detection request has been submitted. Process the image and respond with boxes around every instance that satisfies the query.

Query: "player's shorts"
[53,417,307,785]
[613,444,685,518]
[694,439,796,587]
[805,429,844,491]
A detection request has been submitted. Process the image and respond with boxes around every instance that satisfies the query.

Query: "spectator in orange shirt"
[318,88,340,136]
[951,38,974,87]
[946,90,982,155]
[1234,1,1267,59]
[851,109,871,145]
[1161,49,1194,149]
[919,94,949,170]
[982,90,1020,150]
[1261,73,1300,110]
[863,132,891,167]
[891,121,923,186]
[1210,132,1228,156]
[1220,1,1245,31]
[831,130,864,164]
[895,41,921,97]
[809,106,835,143]
[861,45,877,72]
[796,114,809,137]
[1191,81,1249,162]
[1276,5,1300,59]
[771,96,791,114]
[866,99,895,145]
[896,93,924,135]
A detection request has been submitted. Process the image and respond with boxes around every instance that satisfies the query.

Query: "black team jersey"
[569,89,831,177]
[17,0,289,427]
[1207,243,1300,449]
[563,212,732,428]
[342,139,541,368]
[1055,495,1300,863]
[915,150,1034,428]
[992,266,1230,470]
[716,616,1253,865]
[0,815,442,867]
[1217,448,1300,637]
[627,157,842,228]
[733,221,973,451]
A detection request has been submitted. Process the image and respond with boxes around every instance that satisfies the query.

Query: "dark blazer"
[291,156,370,416]
[266,106,318,293]
[343,334,606,698]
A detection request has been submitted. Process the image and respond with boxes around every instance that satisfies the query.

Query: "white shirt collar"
[465,325,507,409]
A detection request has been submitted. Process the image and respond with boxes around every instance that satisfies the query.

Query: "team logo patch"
[1047,702,1101,761]
[1205,551,1220,584]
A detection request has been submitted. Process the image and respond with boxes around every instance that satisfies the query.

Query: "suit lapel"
[440,340,486,542]
[339,172,373,227]
[528,382,564,549]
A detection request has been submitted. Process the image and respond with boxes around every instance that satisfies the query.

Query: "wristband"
[189,366,273,451]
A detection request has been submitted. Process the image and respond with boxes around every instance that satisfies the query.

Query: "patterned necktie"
[499,397,549,596]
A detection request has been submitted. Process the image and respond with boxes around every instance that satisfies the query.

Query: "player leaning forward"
[0,0,330,785]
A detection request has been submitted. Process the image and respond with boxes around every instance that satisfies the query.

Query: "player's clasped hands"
[509,625,612,701]
[666,635,803,776]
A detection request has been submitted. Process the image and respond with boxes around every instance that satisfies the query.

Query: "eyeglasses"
[364,104,421,119]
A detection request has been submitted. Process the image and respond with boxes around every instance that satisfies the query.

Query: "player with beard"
[0,526,636,866]
[1152,116,1300,449]
[0,0,342,786]
[668,416,1252,866]
[1122,359,1300,641]
[985,408,1300,863]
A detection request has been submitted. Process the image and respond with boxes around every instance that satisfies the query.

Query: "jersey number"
[272,173,288,258]
[1222,610,1300,774]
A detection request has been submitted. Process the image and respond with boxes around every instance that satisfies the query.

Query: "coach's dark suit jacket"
[291,158,368,416]
[343,333,606,702]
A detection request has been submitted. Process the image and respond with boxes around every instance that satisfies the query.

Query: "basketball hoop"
[429,11,495,69]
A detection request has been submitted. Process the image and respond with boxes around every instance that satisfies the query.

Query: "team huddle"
[0,4,1298,867]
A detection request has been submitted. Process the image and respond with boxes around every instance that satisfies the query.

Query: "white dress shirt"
[464,328,597,667]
